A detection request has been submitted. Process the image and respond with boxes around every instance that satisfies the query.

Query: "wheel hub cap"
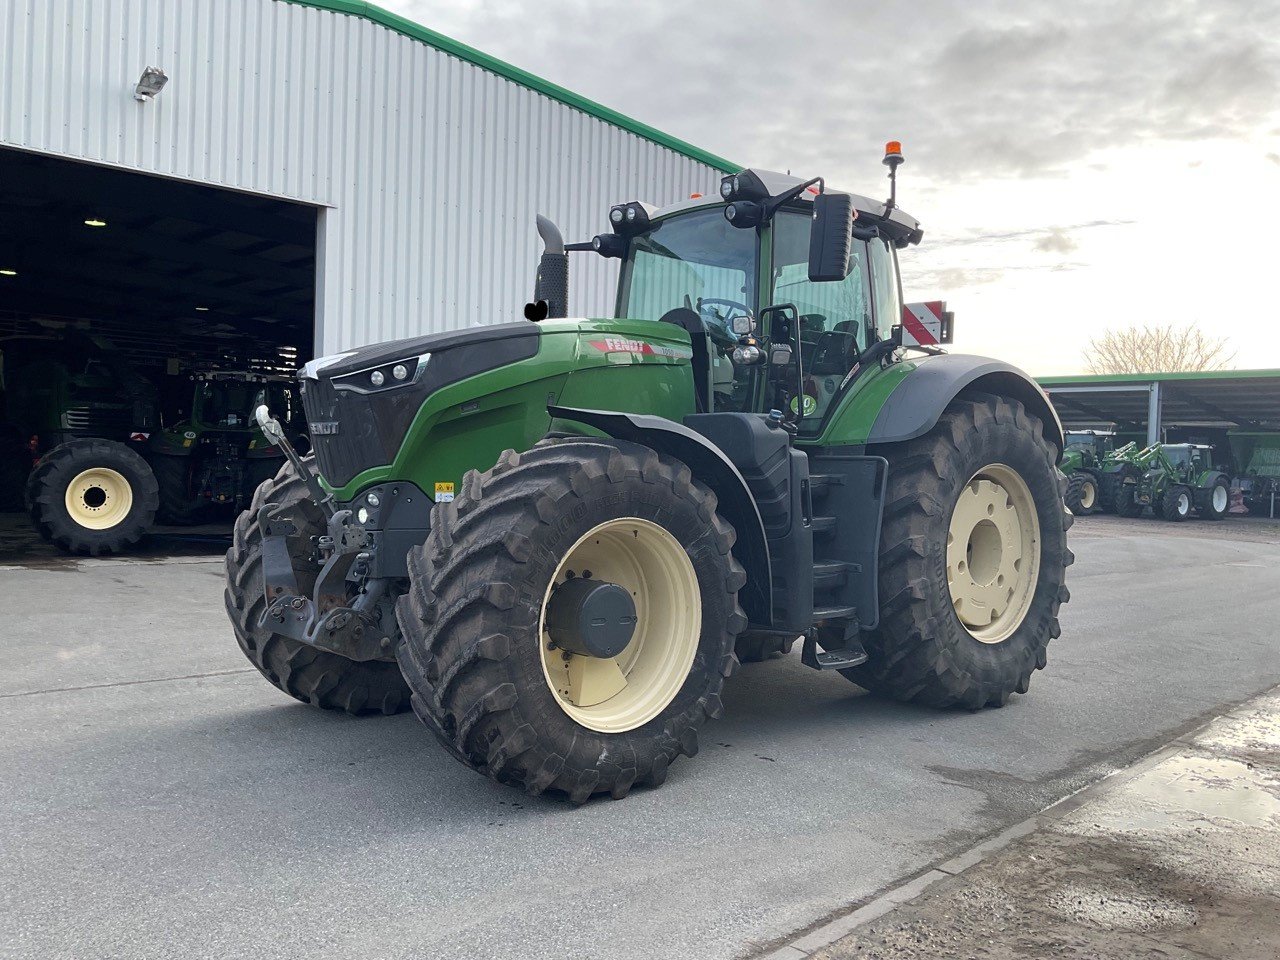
[539,517,700,733]
[64,467,133,530]
[946,465,1041,644]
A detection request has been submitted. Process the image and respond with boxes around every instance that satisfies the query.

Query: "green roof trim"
[1039,369,1280,386]
[277,0,738,173]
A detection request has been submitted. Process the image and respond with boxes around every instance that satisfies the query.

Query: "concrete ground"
[799,687,1280,960]
[2,512,1279,960]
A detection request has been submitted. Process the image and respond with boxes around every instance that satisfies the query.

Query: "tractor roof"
[649,168,924,247]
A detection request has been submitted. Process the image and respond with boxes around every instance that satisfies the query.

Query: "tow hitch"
[252,405,397,662]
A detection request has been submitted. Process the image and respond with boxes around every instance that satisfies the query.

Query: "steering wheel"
[696,297,752,349]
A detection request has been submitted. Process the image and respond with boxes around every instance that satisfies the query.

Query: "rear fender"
[868,356,1064,456]
[548,405,772,627]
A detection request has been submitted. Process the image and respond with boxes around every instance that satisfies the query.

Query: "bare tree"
[1083,324,1235,375]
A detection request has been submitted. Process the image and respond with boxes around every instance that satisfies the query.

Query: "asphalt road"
[3,517,1279,960]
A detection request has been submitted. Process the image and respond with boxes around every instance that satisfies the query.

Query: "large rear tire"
[846,393,1073,708]
[395,440,745,802]
[25,439,159,555]
[224,457,410,715]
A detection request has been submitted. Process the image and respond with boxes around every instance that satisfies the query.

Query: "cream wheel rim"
[946,464,1041,644]
[1079,478,1097,510]
[539,517,700,734]
[1176,490,1190,516]
[64,467,134,531]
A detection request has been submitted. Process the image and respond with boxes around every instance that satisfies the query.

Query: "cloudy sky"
[383,0,1280,374]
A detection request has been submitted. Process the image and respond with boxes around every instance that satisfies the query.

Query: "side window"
[868,239,902,341]
[770,211,870,424]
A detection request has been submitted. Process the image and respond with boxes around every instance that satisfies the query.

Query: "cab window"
[770,209,870,423]
[868,238,902,340]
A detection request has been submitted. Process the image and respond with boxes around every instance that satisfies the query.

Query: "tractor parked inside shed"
[227,147,1073,801]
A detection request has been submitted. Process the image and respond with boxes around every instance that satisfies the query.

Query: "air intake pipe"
[528,215,569,321]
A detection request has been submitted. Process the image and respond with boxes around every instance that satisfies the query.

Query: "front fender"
[548,405,772,627]
[867,355,1064,455]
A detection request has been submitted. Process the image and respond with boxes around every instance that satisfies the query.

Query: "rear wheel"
[1064,472,1099,516]
[395,440,745,801]
[1161,483,1192,522]
[1196,479,1229,520]
[25,439,158,555]
[846,393,1072,708]
[224,457,410,715]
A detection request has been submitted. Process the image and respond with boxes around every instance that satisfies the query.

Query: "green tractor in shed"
[1060,429,1115,515]
[1109,442,1229,521]
[227,148,1073,802]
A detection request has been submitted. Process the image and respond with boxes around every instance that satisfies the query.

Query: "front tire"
[224,457,410,715]
[150,453,211,525]
[25,439,159,555]
[395,440,746,802]
[1161,483,1192,522]
[1064,472,1099,516]
[847,393,1073,709]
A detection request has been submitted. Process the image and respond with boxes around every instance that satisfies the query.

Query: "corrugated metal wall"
[0,0,727,353]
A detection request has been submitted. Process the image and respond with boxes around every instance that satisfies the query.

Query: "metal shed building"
[0,0,734,359]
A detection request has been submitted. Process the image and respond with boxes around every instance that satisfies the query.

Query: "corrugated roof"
[1038,370,1280,431]
[277,0,738,173]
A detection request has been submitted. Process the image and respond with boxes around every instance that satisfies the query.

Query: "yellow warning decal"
[434,482,455,503]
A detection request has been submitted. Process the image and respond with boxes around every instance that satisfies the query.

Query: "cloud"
[385,0,1280,186]
[1034,228,1078,254]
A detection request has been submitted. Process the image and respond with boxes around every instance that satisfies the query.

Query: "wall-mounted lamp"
[134,66,169,102]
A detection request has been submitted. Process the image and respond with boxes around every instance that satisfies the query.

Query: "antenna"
[882,140,904,215]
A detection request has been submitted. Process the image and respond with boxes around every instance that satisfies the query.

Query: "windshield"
[618,208,757,336]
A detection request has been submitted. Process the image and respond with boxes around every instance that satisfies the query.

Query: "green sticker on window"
[790,395,818,417]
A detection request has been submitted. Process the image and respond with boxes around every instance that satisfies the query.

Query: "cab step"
[800,630,869,670]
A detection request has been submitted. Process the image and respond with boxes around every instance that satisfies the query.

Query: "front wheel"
[395,440,746,802]
[1064,471,1099,516]
[846,393,1073,709]
[1162,483,1192,522]
[224,457,410,715]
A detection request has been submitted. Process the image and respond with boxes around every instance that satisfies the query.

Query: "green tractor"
[1,331,161,540]
[9,334,299,554]
[148,369,301,525]
[1060,429,1114,515]
[1109,442,1229,521]
[227,152,1073,801]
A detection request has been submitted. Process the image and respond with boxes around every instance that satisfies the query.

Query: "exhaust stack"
[526,215,569,321]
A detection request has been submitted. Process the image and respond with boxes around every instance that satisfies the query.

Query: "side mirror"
[808,191,856,282]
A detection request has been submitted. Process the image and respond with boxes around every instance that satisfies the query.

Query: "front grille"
[300,377,390,488]
[63,405,133,436]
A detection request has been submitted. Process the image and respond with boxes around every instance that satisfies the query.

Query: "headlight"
[331,353,430,394]
[357,506,369,524]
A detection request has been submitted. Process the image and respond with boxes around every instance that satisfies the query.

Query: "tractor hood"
[300,322,542,488]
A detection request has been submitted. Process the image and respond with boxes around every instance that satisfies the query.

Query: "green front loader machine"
[227,155,1073,802]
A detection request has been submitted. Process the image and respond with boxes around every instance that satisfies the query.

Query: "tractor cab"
[582,169,924,433]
